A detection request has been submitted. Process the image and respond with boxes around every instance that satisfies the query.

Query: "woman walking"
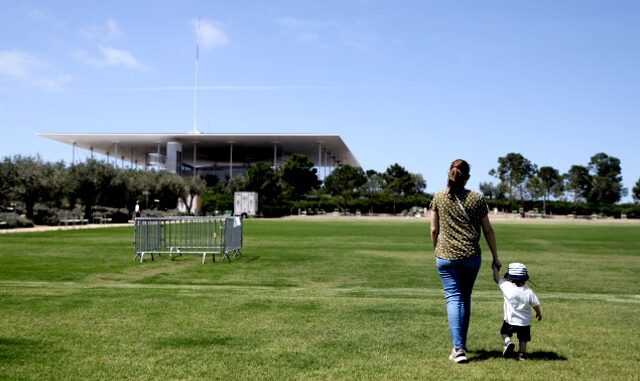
[430,159,501,364]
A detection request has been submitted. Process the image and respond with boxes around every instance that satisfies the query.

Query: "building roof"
[37,133,360,168]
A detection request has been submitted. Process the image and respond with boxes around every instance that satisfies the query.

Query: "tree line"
[0,153,428,225]
[482,152,640,215]
[1,151,639,227]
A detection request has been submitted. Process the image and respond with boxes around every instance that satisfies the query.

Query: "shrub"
[0,212,34,229]
[92,206,131,223]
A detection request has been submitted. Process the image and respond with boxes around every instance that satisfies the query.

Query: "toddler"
[492,262,542,360]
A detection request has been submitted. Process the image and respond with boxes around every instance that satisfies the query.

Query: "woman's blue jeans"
[436,255,481,350]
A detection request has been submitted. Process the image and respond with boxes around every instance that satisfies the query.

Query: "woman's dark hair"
[447,159,470,193]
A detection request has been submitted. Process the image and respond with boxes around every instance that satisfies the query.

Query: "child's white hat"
[506,263,529,282]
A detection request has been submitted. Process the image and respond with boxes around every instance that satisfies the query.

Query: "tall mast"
[191,16,201,134]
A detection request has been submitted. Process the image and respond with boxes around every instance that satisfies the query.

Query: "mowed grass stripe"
[1,280,638,304]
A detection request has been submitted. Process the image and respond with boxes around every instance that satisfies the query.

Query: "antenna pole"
[192,16,201,134]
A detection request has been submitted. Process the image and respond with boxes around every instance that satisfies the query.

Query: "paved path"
[0,222,133,234]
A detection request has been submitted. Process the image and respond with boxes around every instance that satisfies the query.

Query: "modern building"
[38,133,360,179]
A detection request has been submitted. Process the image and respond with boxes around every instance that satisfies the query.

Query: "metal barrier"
[134,216,242,263]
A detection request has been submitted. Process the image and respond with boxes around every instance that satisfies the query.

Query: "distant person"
[134,200,141,219]
[430,159,501,364]
[492,262,542,361]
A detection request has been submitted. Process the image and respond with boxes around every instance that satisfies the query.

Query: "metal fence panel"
[224,217,243,260]
[134,216,242,263]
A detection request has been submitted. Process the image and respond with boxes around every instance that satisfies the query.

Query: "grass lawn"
[1,219,639,380]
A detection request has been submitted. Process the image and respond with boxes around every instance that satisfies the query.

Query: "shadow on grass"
[0,337,53,361]
[155,336,239,348]
[470,349,568,362]
[243,255,260,262]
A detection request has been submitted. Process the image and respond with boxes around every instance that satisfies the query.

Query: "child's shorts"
[501,321,531,342]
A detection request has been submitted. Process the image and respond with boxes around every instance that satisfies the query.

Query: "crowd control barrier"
[134,216,243,263]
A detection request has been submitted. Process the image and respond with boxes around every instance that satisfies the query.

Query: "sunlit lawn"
[1,219,639,380]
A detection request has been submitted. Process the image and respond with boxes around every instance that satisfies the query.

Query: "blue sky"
[1,1,638,202]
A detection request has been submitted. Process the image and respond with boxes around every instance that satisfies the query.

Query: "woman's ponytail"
[447,159,470,193]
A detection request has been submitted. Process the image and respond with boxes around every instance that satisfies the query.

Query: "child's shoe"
[517,352,526,361]
[503,340,515,357]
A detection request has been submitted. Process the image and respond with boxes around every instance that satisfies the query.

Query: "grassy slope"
[0,220,639,380]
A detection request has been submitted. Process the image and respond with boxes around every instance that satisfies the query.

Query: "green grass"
[1,219,639,380]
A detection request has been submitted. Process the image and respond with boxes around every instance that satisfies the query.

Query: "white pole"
[273,143,277,169]
[318,143,322,180]
[193,143,197,178]
[192,17,201,134]
[229,143,233,179]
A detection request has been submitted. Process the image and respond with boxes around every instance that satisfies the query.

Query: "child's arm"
[492,262,500,284]
[533,305,542,321]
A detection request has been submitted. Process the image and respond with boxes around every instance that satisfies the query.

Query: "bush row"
[1,205,133,228]
[485,199,640,218]
[0,212,34,229]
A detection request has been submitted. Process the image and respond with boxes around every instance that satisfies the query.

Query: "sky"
[1,1,639,202]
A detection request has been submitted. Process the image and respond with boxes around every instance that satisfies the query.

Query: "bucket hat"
[505,262,529,282]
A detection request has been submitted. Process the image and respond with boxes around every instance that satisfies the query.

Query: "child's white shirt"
[498,278,540,326]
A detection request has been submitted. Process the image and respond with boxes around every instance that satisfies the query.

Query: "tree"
[362,169,384,196]
[533,166,563,214]
[564,165,591,206]
[587,153,624,204]
[45,161,68,209]
[633,178,640,204]
[489,153,536,210]
[479,182,503,199]
[0,157,17,208]
[181,177,206,214]
[240,161,283,206]
[281,154,320,200]
[381,163,416,196]
[125,169,157,212]
[11,155,61,219]
[527,176,545,204]
[410,173,427,194]
[323,165,367,211]
[154,172,185,211]
[68,159,118,220]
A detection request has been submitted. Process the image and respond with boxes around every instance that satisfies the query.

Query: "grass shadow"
[154,336,238,348]
[470,349,568,362]
[0,337,56,361]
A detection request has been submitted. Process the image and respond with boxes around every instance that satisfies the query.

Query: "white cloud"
[0,50,45,79]
[80,19,123,42]
[105,20,122,40]
[75,20,140,69]
[192,18,229,49]
[0,50,70,90]
[99,46,140,68]
[277,17,332,46]
[73,46,142,69]
[278,17,331,30]
[26,5,64,28]
[277,16,376,51]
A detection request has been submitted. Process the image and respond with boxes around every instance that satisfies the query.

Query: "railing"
[134,216,242,263]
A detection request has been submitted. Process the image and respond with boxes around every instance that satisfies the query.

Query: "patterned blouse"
[430,189,489,260]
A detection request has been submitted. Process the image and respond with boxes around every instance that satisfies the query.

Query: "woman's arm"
[430,209,439,250]
[481,214,500,268]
